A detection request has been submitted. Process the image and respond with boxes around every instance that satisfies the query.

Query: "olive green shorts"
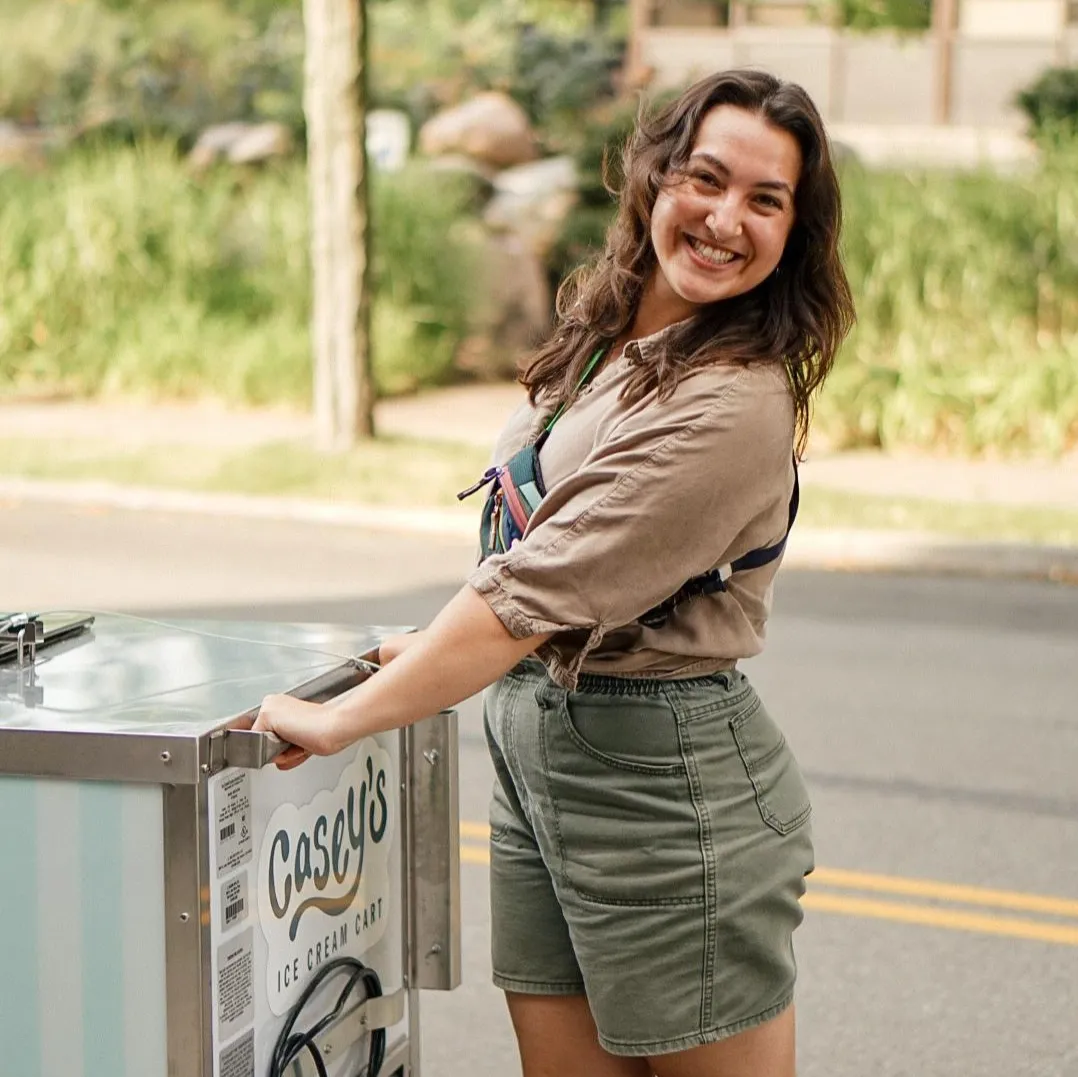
[483,659,814,1058]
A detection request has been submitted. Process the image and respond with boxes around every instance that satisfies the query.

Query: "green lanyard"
[542,348,606,434]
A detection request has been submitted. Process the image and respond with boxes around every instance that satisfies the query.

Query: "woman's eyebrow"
[688,151,793,198]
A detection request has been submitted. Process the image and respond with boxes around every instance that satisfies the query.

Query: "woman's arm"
[252,584,550,764]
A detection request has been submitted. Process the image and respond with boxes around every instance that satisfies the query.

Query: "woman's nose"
[705,197,744,240]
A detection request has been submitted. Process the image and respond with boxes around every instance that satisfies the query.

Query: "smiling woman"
[254,69,856,1077]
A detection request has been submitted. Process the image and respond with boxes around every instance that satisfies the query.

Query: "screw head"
[179,912,190,923]
[160,751,172,764]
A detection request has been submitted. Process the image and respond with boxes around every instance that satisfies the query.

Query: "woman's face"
[648,105,802,320]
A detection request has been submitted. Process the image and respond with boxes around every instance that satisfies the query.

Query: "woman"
[255,69,855,1077]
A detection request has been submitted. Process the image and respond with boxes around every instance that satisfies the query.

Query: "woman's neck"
[627,272,697,343]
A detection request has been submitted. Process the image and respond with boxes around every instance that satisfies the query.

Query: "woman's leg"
[506,992,652,1077]
[648,1006,796,1077]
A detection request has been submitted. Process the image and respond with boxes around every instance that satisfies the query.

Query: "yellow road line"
[458,840,1078,947]
[459,821,1078,920]
[811,866,1078,920]
[803,892,1078,947]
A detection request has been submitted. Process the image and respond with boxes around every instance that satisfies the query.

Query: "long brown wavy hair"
[520,69,856,456]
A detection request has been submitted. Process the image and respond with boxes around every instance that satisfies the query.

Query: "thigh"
[485,675,585,993]
[649,1006,796,1077]
[506,993,651,1077]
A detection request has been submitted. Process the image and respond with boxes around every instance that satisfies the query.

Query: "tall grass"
[1,139,1076,456]
[0,146,479,402]
[828,142,1078,455]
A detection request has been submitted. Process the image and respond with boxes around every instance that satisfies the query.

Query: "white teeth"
[687,236,737,265]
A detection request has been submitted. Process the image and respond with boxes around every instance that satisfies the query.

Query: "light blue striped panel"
[0,776,168,1077]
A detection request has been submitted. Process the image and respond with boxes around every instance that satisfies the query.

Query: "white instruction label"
[221,872,250,932]
[217,928,255,1042]
[216,771,253,878]
[219,1029,255,1077]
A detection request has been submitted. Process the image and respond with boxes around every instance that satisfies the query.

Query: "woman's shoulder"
[616,358,793,437]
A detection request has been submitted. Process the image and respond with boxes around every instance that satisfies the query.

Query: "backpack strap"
[637,461,799,630]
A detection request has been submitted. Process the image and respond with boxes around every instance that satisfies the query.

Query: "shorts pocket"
[539,688,705,906]
[559,692,686,776]
[729,700,811,836]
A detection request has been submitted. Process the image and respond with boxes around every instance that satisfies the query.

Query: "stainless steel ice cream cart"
[0,611,461,1077]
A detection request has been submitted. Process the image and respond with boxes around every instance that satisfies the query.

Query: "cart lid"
[0,612,399,783]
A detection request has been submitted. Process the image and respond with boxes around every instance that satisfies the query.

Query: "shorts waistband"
[509,657,737,697]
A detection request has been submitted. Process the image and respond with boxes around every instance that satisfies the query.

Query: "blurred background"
[0,0,1076,471]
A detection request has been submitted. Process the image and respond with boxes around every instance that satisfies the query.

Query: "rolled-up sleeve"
[468,367,794,677]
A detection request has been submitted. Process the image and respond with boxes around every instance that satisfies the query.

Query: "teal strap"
[543,348,607,434]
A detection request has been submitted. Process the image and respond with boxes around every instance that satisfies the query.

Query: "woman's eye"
[756,194,782,210]
[694,171,719,187]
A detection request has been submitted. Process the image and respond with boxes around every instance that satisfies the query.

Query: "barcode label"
[220,823,235,842]
[220,873,249,931]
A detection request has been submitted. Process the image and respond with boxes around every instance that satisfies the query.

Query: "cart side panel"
[0,776,168,1077]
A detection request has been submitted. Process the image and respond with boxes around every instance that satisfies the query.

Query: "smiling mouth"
[685,235,742,267]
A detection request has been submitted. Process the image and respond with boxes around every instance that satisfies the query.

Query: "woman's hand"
[251,693,344,770]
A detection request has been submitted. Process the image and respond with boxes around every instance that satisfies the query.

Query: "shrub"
[829,0,932,30]
[1017,67,1078,141]
[0,148,481,402]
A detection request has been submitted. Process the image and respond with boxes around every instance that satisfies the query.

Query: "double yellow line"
[459,821,1078,947]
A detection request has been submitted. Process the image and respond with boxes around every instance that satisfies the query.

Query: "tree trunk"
[304,0,374,449]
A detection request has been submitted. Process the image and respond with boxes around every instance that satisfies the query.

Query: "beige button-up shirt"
[468,331,797,689]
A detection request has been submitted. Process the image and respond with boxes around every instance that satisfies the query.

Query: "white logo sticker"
[256,740,394,1015]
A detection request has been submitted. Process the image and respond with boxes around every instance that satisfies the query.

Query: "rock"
[427,154,497,208]
[484,156,580,259]
[418,92,538,169]
[457,232,551,380]
[188,122,294,169]
[0,122,48,169]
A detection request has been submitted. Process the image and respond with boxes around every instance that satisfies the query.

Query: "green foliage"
[509,25,621,134]
[829,0,932,31]
[0,0,305,141]
[545,101,636,287]
[0,148,481,402]
[819,143,1078,455]
[1017,67,1078,141]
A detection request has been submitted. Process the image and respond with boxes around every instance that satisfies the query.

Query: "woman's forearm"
[324,584,549,750]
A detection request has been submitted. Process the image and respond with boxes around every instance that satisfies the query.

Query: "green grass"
[800,488,1078,548]
[0,436,490,511]
[1,436,1076,546]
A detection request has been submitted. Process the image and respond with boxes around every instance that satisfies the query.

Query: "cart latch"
[0,613,44,669]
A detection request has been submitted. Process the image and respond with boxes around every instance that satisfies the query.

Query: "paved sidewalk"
[3,386,1076,513]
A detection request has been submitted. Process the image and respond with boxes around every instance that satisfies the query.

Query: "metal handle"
[208,659,378,773]
[219,728,288,768]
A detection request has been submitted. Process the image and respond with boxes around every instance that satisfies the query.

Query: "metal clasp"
[0,614,44,670]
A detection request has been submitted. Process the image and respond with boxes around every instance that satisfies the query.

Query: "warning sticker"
[219,1030,255,1077]
[221,872,250,932]
[217,928,255,1043]
[215,771,253,878]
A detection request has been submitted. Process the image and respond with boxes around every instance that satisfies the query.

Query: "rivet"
[179,912,190,923]
[160,751,172,764]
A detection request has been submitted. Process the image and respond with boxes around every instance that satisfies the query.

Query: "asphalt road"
[5,500,1078,1077]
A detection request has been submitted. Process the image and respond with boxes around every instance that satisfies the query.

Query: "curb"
[2,477,1076,584]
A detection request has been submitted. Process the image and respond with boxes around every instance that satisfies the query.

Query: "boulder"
[483,155,580,259]
[457,232,551,380]
[188,122,294,169]
[418,92,537,169]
